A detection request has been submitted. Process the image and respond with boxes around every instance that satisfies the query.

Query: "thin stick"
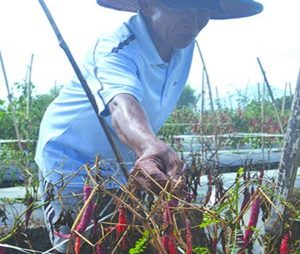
[257,82,261,104]
[215,86,221,110]
[0,51,23,151]
[200,67,205,164]
[195,41,216,130]
[257,57,284,134]
[288,81,292,97]
[196,41,221,203]
[37,0,129,180]
[261,81,265,163]
[281,82,287,116]
[26,54,34,119]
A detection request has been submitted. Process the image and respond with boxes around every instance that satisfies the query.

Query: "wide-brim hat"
[96,0,263,19]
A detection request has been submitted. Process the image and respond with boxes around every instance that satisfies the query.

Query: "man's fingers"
[167,160,186,179]
[130,155,186,195]
[130,166,168,194]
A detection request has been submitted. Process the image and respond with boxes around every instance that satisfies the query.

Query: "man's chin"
[173,40,194,49]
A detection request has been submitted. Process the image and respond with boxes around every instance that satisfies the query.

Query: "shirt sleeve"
[82,38,144,117]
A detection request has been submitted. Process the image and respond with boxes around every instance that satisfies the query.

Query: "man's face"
[148,0,210,49]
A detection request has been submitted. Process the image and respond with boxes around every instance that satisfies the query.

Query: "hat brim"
[96,0,263,19]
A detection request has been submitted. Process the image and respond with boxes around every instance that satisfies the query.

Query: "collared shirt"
[35,13,195,186]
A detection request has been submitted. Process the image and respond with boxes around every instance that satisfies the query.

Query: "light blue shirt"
[35,13,195,187]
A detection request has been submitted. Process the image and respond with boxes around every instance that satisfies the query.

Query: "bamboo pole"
[257,57,284,134]
[0,51,23,151]
[265,70,300,237]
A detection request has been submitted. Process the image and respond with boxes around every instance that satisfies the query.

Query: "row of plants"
[0,83,292,142]
[1,158,299,253]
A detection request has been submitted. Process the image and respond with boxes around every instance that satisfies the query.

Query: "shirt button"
[173,81,177,87]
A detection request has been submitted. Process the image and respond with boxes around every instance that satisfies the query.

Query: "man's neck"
[143,16,173,62]
[154,41,173,62]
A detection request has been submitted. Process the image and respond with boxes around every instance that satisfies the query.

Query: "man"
[35,0,263,252]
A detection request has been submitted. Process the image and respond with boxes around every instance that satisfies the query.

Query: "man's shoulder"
[96,16,137,54]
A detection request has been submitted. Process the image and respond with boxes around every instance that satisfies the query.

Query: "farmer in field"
[35,0,263,252]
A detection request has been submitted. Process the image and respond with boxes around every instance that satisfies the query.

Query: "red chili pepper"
[240,186,250,212]
[162,235,170,251]
[74,236,81,254]
[0,246,7,254]
[162,200,178,254]
[211,238,217,254]
[241,167,250,213]
[204,170,213,205]
[54,231,71,239]
[76,184,94,233]
[96,243,106,254]
[92,203,98,235]
[25,196,34,228]
[116,205,127,250]
[185,219,193,254]
[73,184,94,254]
[243,197,260,247]
[168,234,178,254]
[243,169,264,247]
[116,205,127,234]
[279,232,290,254]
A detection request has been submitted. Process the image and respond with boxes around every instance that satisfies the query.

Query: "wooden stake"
[26,54,34,119]
[257,57,284,134]
[196,41,216,124]
[200,67,205,162]
[260,81,265,164]
[0,51,23,151]
[25,54,34,144]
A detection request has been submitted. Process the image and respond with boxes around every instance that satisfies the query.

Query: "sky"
[0,0,299,102]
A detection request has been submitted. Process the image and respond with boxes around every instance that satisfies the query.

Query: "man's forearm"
[108,93,159,157]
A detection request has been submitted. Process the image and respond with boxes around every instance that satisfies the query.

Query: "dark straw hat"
[96,0,263,19]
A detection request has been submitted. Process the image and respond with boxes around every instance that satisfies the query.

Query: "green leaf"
[129,230,150,254]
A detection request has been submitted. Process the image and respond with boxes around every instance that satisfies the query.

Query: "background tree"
[176,85,199,109]
[0,82,60,145]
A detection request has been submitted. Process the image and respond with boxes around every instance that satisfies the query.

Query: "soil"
[5,227,52,253]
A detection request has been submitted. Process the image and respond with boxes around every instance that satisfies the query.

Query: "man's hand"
[131,138,185,194]
[109,94,185,194]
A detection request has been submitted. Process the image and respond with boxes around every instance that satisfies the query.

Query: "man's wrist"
[136,136,163,157]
